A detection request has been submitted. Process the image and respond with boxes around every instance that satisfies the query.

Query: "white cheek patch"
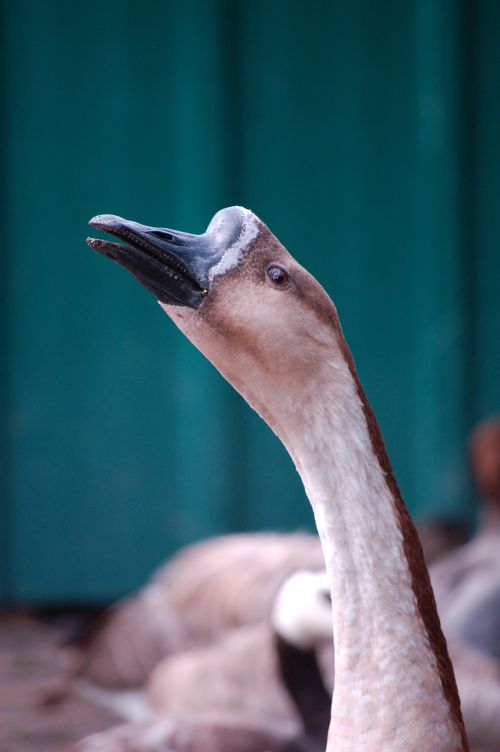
[271,570,332,650]
[208,207,260,281]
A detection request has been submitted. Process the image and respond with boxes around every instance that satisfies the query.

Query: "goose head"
[88,207,346,455]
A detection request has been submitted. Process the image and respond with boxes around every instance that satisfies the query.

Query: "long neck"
[281,353,467,752]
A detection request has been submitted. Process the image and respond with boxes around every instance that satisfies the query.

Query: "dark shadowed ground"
[0,611,118,752]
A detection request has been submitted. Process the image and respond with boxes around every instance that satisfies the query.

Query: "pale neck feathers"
[277,350,466,751]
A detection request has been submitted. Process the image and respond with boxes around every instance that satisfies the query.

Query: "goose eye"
[267,265,290,287]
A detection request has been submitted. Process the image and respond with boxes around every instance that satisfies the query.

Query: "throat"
[283,359,467,751]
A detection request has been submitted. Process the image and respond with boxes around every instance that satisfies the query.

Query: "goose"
[71,570,332,752]
[87,207,468,750]
[62,533,323,688]
[146,569,331,736]
[431,417,500,658]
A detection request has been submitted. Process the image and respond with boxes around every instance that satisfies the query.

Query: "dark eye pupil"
[267,266,289,286]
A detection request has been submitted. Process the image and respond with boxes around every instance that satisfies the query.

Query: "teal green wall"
[1,1,498,602]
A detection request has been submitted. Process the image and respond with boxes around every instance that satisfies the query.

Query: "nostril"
[151,230,176,242]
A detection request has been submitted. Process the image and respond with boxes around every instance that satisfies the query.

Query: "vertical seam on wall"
[219,0,249,530]
[461,0,478,434]
[0,0,12,602]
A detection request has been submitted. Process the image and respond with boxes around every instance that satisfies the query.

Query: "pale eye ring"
[267,265,290,287]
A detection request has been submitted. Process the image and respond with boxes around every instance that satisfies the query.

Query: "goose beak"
[86,207,252,308]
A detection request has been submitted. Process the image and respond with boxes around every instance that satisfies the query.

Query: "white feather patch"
[208,207,260,281]
[271,570,332,649]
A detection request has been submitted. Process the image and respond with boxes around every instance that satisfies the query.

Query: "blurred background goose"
[63,532,323,688]
[71,570,333,752]
[146,569,331,737]
[432,418,500,658]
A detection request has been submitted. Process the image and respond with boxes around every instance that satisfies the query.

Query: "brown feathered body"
[68,533,324,687]
[147,624,298,722]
